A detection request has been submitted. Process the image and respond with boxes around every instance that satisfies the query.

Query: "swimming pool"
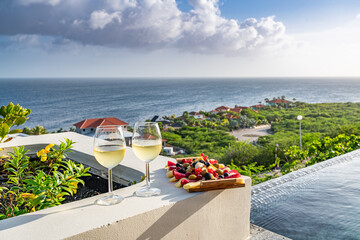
[251,150,360,240]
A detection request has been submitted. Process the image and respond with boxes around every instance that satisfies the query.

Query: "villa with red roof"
[250,105,266,110]
[73,117,129,136]
[189,111,204,119]
[266,99,292,108]
[214,106,230,112]
[230,106,249,113]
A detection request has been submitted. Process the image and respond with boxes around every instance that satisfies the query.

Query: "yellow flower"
[36,149,47,162]
[0,148,3,151]
[30,207,36,212]
[20,193,35,199]
[45,144,55,152]
[69,182,78,194]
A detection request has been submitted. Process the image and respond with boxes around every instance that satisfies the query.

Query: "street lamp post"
[297,115,303,151]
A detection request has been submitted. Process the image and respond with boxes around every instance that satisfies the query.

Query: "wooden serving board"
[186,178,245,192]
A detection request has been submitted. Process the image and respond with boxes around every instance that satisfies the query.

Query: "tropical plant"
[23,125,47,135]
[0,103,31,143]
[0,139,90,219]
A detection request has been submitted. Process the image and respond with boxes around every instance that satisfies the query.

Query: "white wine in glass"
[93,125,126,205]
[132,122,162,197]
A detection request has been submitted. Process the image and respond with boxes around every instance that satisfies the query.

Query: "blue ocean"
[1,78,360,131]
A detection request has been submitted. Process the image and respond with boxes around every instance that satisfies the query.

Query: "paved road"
[229,125,271,142]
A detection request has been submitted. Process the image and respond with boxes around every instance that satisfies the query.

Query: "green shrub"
[0,139,90,220]
[0,102,31,143]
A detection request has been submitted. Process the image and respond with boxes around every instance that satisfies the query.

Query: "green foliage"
[0,102,31,143]
[23,125,48,135]
[162,126,236,155]
[0,139,90,220]
[228,162,274,185]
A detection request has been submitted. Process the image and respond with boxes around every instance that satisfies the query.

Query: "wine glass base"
[135,187,161,197]
[95,194,124,206]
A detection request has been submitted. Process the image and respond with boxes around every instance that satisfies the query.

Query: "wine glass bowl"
[93,125,126,205]
[132,122,162,197]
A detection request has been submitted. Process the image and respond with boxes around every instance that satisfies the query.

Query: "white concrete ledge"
[0,133,251,240]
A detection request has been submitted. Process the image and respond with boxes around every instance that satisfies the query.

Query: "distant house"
[210,109,219,114]
[189,111,204,119]
[250,105,266,110]
[230,106,249,113]
[163,147,174,156]
[73,117,129,136]
[157,120,172,129]
[215,106,231,112]
[169,122,183,129]
[266,99,292,107]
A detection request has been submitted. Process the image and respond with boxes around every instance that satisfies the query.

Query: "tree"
[281,96,286,100]
[264,98,269,102]
[23,125,47,135]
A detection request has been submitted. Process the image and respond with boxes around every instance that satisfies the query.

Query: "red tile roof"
[74,117,128,129]
[230,106,249,113]
[215,106,230,111]
[250,105,266,108]
[267,99,292,104]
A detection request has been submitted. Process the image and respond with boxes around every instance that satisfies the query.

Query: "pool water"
[251,150,360,240]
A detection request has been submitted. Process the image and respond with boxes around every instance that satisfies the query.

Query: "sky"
[1,0,360,78]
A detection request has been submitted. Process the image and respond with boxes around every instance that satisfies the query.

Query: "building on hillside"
[214,106,231,112]
[189,111,204,119]
[169,122,183,129]
[250,105,266,110]
[157,120,172,129]
[230,106,249,113]
[266,99,292,108]
[73,118,132,145]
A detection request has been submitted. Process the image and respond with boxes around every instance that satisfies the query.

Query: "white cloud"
[356,13,360,19]
[89,10,121,30]
[0,0,292,54]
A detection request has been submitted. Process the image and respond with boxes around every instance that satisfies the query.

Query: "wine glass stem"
[146,162,150,188]
[108,168,113,195]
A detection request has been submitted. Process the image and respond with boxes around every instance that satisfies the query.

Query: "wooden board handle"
[188,183,245,192]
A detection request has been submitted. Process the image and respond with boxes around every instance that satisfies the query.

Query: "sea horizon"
[2,77,360,132]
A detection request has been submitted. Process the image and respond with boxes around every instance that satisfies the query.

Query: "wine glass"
[132,122,162,197]
[93,125,126,205]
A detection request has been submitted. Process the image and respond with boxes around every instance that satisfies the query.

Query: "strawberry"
[204,155,208,161]
[173,170,186,180]
[224,170,241,179]
[200,153,204,157]
[168,166,177,170]
[168,161,176,166]
[181,179,197,185]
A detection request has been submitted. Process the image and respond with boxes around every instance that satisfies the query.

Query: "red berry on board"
[204,155,208,160]
[200,153,204,157]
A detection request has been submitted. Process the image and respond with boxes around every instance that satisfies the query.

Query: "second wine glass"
[132,122,162,197]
